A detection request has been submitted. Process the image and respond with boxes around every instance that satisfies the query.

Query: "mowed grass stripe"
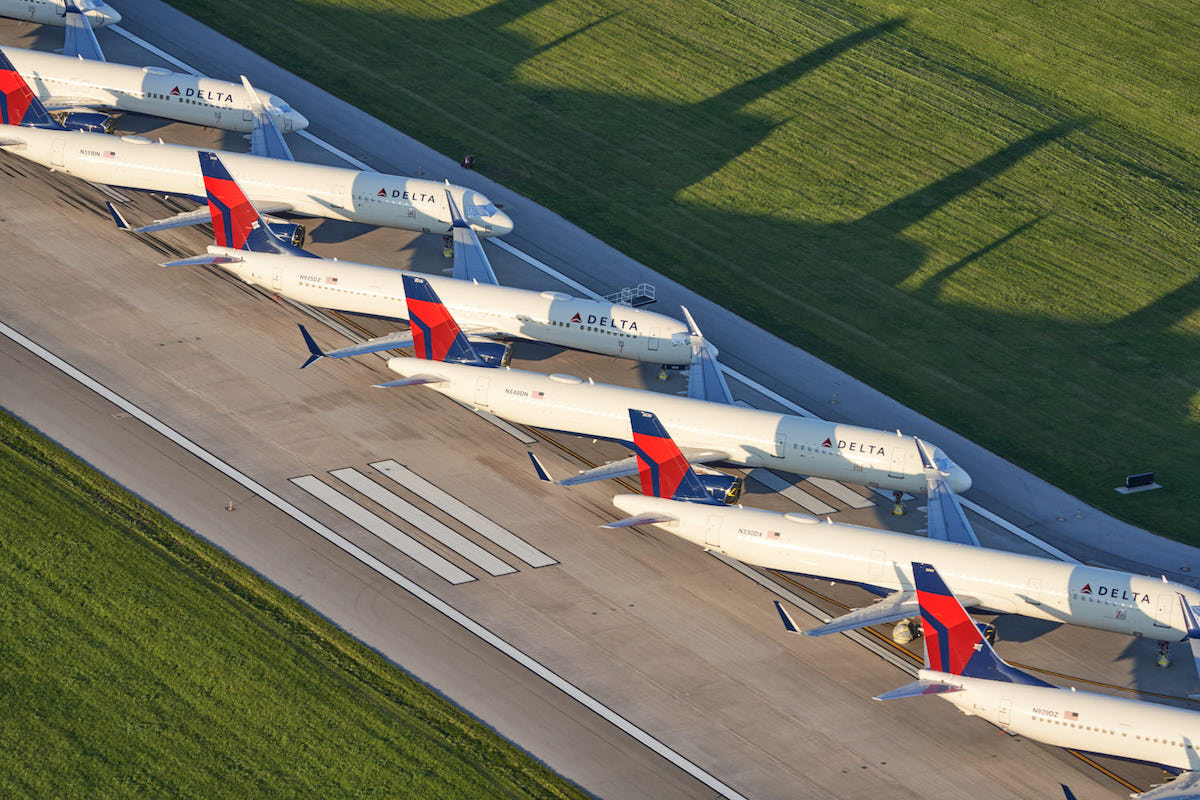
[0,412,588,799]
[165,0,1197,540]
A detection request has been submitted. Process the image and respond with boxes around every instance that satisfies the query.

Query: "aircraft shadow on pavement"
[992,614,1062,643]
[307,219,380,244]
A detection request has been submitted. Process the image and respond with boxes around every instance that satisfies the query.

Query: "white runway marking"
[747,469,836,515]
[329,468,515,577]
[0,318,747,800]
[291,474,475,584]
[805,477,876,509]
[371,460,556,568]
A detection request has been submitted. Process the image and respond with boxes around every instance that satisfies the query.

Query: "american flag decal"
[1064,710,1078,720]
[325,276,338,285]
[532,390,544,399]
[768,530,781,539]
[103,150,115,158]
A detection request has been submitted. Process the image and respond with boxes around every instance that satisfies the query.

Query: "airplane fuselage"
[615,495,1200,641]
[211,248,691,365]
[929,670,1200,770]
[0,127,512,235]
[1,47,306,133]
[387,359,970,494]
[0,0,118,26]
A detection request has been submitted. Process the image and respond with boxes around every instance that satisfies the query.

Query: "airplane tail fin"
[912,561,1050,686]
[198,151,307,255]
[402,274,507,367]
[629,409,719,503]
[0,49,62,129]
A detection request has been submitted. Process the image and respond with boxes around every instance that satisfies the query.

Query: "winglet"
[105,201,130,230]
[297,324,325,369]
[529,452,553,483]
[774,600,800,633]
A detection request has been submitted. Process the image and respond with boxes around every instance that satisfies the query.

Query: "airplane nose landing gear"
[1157,641,1172,668]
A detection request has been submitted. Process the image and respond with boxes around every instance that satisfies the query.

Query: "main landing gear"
[891,490,905,516]
[1157,641,1172,668]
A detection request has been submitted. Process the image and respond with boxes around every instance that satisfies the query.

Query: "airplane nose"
[476,210,513,237]
[285,109,309,133]
[946,463,973,493]
[91,5,121,25]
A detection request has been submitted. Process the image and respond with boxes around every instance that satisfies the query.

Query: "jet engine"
[265,221,306,248]
[56,111,113,134]
[463,337,511,368]
[693,468,743,505]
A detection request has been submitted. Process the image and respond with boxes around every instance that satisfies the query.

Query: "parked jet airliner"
[357,277,970,494]
[0,55,511,237]
[151,151,692,366]
[800,563,1200,799]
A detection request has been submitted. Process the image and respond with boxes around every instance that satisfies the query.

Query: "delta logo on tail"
[198,151,260,249]
[630,410,694,500]
[403,275,467,362]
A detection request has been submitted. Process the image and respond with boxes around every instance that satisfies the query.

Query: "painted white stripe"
[747,469,835,515]
[296,129,372,171]
[0,320,746,800]
[329,468,515,577]
[805,477,875,509]
[111,10,1074,571]
[370,460,556,568]
[291,474,475,584]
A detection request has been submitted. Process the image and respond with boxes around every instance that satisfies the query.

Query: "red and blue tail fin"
[629,409,713,503]
[912,562,1051,686]
[198,151,308,255]
[0,49,61,129]
[402,274,497,366]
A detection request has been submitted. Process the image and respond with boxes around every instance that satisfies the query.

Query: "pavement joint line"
[708,552,918,677]
[110,6,1076,570]
[0,318,750,800]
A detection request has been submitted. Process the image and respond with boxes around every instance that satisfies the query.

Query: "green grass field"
[0,411,588,799]
[165,0,1199,541]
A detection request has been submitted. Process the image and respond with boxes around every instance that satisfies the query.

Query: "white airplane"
[0,56,511,237]
[601,424,1200,665]
[134,151,693,366]
[780,562,1200,800]
[0,0,118,27]
[0,45,307,139]
[360,277,970,494]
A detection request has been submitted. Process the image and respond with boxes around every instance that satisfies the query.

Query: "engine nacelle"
[462,338,511,368]
[266,221,305,248]
[57,111,113,134]
[697,473,743,505]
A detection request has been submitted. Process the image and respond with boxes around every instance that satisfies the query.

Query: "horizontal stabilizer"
[555,448,729,487]
[916,438,979,547]
[161,254,243,267]
[373,375,446,389]
[297,325,414,369]
[445,183,499,285]
[114,202,293,234]
[41,97,103,111]
[601,513,677,529]
[1130,771,1200,800]
[874,679,962,701]
[803,591,922,636]
[0,135,26,147]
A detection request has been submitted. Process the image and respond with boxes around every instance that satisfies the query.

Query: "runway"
[0,5,1194,798]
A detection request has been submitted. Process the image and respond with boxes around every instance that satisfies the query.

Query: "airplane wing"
[107,200,294,234]
[916,437,980,547]
[298,325,414,368]
[1177,594,1200,699]
[241,76,295,161]
[1132,772,1200,800]
[445,183,499,285]
[161,254,244,267]
[373,375,446,389]
[680,306,734,404]
[802,591,922,636]
[542,448,730,487]
[64,0,106,62]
